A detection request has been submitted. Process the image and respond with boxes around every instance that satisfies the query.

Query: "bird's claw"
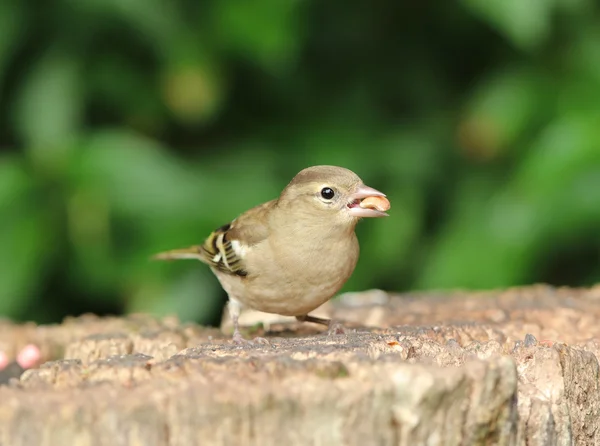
[232,331,249,345]
[231,332,271,346]
[327,322,347,336]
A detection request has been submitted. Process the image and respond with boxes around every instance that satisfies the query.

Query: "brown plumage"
[154,165,390,343]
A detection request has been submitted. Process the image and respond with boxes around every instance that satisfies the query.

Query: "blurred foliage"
[1,0,600,326]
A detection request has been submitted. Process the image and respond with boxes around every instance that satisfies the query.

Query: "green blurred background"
[1,0,600,326]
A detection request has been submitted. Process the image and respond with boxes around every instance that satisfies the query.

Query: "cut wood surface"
[2,284,600,446]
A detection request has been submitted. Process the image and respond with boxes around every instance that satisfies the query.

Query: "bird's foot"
[232,331,247,345]
[327,321,347,336]
[231,331,270,346]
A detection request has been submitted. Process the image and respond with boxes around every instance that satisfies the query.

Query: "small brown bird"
[154,165,390,343]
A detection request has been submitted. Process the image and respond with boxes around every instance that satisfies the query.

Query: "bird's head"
[277,165,390,229]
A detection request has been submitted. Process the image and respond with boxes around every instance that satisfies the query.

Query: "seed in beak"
[359,196,390,212]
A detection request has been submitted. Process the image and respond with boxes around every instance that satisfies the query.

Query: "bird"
[153,165,390,344]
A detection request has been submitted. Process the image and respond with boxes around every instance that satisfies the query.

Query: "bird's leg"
[228,299,270,345]
[228,299,247,344]
[295,314,331,326]
[296,314,347,335]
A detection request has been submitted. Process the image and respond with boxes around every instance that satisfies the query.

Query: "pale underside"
[213,231,359,316]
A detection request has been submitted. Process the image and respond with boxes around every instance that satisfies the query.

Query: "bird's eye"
[320,187,335,200]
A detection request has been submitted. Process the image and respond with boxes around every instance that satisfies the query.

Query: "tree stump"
[1,284,600,445]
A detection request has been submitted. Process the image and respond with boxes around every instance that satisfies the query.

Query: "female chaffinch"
[155,165,390,343]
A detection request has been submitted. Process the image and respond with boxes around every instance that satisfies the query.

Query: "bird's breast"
[220,232,359,316]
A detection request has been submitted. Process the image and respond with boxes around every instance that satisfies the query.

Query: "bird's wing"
[153,200,274,277]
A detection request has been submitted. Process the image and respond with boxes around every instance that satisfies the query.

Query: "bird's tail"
[152,246,204,261]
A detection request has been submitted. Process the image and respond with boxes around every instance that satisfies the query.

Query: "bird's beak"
[347,185,390,218]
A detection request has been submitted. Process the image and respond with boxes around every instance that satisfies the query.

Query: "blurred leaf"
[514,114,600,197]
[69,0,181,46]
[65,185,116,295]
[213,0,301,69]
[0,157,51,316]
[354,189,423,289]
[458,67,549,160]
[74,130,206,221]
[555,0,595,15]
[0,214,51,316]
[160,34,226,122]
[381,128,448,186]
[162,59,225,124]
[0,0,24,102]
[66,131,206,294]
[75,132,277,231]
[89,53,166,132]
[67,132,282,308]
[559,29,600,112]
[417,114,600,290]
[0,155,31,209]
[2,0,600,325]
[415,178,528,290]
[564,27,600,81]
[14,47,83,169]
[461,0,556,49]
[127,268,222,324]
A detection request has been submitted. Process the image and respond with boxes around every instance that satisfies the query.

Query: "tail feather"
[152,246,204,261]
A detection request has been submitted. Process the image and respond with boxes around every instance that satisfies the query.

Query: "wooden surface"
[1,284,600,445]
